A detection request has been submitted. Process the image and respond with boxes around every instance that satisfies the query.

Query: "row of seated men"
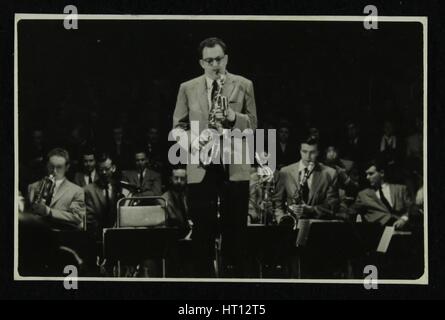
[20,136,424,277]
[250,136,423,230]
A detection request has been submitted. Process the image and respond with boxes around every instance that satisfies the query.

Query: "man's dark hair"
[134,148,148,157]
[97,152,113,165]
[300,135,319,148]
[198,37,227,58]
[81,146,96,158]
[365,159,385,172]
[47,148,70,165]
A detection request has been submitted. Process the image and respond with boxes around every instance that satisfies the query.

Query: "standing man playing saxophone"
[172,37,257,277]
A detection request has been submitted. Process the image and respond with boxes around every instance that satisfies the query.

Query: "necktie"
[301,168,310,204]
[88,173,93,184]
[105,185,110,209]
[211,79,218,103]
[378,186,394,214]
[139,170,144,187]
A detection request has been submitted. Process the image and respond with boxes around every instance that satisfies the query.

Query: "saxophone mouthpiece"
[308,161,315,172]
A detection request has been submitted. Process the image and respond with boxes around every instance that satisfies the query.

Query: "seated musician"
[27,148,85,230]
[73,147,98,187]
[84,153,124,239]
[121,149,162,197]
[323,145,360,201]
[162,166,192,234]
[351,159,413,230]
[273,136,340,224]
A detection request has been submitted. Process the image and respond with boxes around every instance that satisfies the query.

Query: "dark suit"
[121,169,162,196]
[352,184,412,225]
[162,190,189,230]
[273,161,340,221]
[27,179,85,230]
[73,171,99,188]
[276,142,297,170]
[84,182,122,239]
[107,140,133,170]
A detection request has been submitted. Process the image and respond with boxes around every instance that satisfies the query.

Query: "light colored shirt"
[138,169,146,182]
[380,135,397,152]
[297,160,314,190]
[102,184,114,201]
[375,183,393,207]
[83,170,96,186]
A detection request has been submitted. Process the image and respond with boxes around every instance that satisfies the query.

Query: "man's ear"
[199,59,205,69]
[111,165,116,173]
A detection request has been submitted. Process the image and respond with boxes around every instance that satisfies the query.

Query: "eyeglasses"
[47,164,66,171]
[202,55,225,65]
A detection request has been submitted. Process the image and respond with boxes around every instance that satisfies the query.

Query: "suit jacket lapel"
[197,76,209,121]
[222,72,236,101]
[50,180,68,206]
[94,184,107,209]
[367,188,388,212]
[388,184,396,209]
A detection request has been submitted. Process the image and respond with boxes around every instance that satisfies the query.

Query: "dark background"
[18,19,423,148]
[1,0,444,301]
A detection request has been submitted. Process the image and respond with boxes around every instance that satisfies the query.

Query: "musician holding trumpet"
[273,136,340,226]
[27,148,86,230]
[173,37,257,277]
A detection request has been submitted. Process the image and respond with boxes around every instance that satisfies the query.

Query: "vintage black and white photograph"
[15,15,427,283]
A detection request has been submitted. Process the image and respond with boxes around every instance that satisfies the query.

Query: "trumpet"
[33,174,55,205]
[199,74,228,167]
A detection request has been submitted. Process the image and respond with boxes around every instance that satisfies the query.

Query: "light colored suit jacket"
[73,171,99,188]
[121,169,162,196]
[28,179,85,230]
[353,184,412,225]
[273,162,339,221]
[173,72,257,184]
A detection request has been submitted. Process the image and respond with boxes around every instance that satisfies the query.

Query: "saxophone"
[282,161,315,227]
[255,152,275,225]
[199,74,228,167]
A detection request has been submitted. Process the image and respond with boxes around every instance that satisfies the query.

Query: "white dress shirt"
[83,170,96,186]
[375,182,393,207]
[138,169,146,182]
[380,135,397,152]
[103,184,114,201]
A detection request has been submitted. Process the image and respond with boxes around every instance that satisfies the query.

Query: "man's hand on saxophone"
[288,203,315,219]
